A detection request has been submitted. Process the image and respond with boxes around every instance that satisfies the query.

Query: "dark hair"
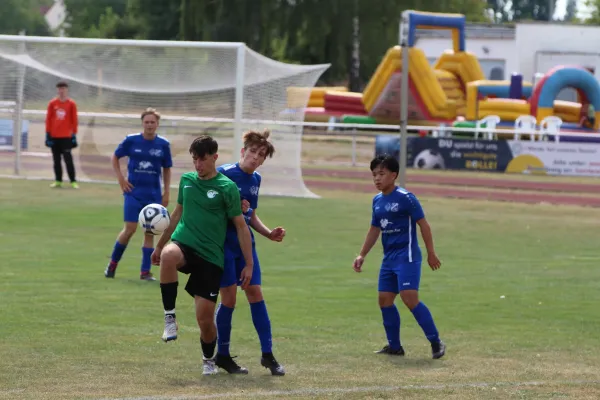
[243,129,275,158]
[370,154,400,174]
[141,107,160,121]
[189,135,218,158]
[56,81,68,88]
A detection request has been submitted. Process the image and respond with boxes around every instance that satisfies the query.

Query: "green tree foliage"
[585,0,600,24]
[487,0,558,21]
[0,0,51,36]
[564,0,578,21]
[49,0,496,85]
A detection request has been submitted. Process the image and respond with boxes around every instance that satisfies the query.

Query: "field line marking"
[102,379,600,400]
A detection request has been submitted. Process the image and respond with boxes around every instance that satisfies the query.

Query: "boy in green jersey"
[151,135,254,376]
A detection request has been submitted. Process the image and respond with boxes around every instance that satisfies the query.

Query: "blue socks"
[141,247,153,274]
[109,242,154,275]
[381,305,401,350]
[250,300,273,354]
[216,304,234,356]
[411,302,440,343]
[216,300,273,355]
[110,241,127,265]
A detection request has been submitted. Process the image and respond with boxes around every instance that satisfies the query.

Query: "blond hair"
[243,129,275,158]
[141,107,160,121]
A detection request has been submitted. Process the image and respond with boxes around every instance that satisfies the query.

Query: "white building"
[416,22,600,100]
[44,0,67,36]
[416,22,600,101]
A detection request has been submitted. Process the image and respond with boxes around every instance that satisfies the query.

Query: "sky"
[553,0,593,19]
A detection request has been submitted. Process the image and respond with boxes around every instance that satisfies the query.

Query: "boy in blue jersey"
[353,154,446,359]
[213,130,287,376]
[104,108,173,281]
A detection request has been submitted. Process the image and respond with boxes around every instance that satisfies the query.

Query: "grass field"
[2,178,600,400]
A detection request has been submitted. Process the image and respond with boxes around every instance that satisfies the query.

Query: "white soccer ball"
[139,203,170,235]
[413,149,445,170]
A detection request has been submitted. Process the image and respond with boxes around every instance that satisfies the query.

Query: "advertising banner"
[505,140,600,177]
[374,135,600,177]
[0,119,29,150]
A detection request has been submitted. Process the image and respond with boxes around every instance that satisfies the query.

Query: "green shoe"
[71,182,79,189]
[50,181,62,188]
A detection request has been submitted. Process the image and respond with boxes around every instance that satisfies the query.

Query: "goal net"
[0,36,329,198]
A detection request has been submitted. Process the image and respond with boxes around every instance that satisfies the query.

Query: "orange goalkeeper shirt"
[46,98,78,138]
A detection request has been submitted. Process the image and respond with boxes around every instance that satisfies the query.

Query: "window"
[478,59,506,80]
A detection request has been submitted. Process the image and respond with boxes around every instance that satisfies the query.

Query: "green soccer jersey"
[171,171,242,268]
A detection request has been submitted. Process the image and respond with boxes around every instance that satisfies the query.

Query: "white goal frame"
[0,35,248,175]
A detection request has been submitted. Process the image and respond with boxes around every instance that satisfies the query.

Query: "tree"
[564,0,578,21]
[63,0,128,37]
[0,0,51,36]
[511,0,557,21]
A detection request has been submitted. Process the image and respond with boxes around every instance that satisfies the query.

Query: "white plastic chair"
[475,115,501,140]
[539,116,563,142]
[513,115,538,141]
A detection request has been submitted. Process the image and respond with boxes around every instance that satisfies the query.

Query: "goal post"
[0,34,329,198]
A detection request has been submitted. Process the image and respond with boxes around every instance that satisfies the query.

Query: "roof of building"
[416,24,515,40]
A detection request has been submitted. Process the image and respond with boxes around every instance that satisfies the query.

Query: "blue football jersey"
[371,186,425,264]
[217,163,261,247]
[114,133,173,200]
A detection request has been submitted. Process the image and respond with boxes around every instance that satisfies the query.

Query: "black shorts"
[51,138,75,152]
[172,241,223,302]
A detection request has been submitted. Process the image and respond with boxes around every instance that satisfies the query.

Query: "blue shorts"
[378,261,421,293]
[124,195,161,223]
[220,245,261,288]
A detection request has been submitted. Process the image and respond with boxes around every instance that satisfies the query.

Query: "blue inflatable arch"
[537,67,600,112]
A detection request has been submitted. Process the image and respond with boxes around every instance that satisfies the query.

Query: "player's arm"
[162,168,171,206]
[45,102,53,146]
[151,203,182,265]
[353,201,381,272]
[161,142,173,207]
[225,183,254,288]
[152,178,186,265]
[409,193,441,270]
[358,225,381,259]
[231,214,254,288]
[45,102,52,134]
[416,218,441,270]
[250,211,285,242]
[155,203,182,249]
[71,101,78,135]
[112,138,133,192]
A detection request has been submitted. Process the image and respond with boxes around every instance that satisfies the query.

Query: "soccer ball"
[138,204,170,235]
[413,149,445,170]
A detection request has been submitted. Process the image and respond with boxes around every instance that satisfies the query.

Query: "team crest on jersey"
[385,203,399,212]
[249,186,259,196]
[207,190,218,199]
[55,108,66,120]
[149,148,163,157]
[380,219,391,228]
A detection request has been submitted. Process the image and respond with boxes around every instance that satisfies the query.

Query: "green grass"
[1,179,600,400]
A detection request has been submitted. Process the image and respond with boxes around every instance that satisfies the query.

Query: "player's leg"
[185,259,224,375]
[376,267,404,355]
[397,263,445,359]
[139,197,160,281]
[214,251,248,373]
[50,140,63,188]
[104,197,140,278]
[61,140,77,188]
[243,249,285,376]
[159,242,186,342]
[140,233,155,281]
